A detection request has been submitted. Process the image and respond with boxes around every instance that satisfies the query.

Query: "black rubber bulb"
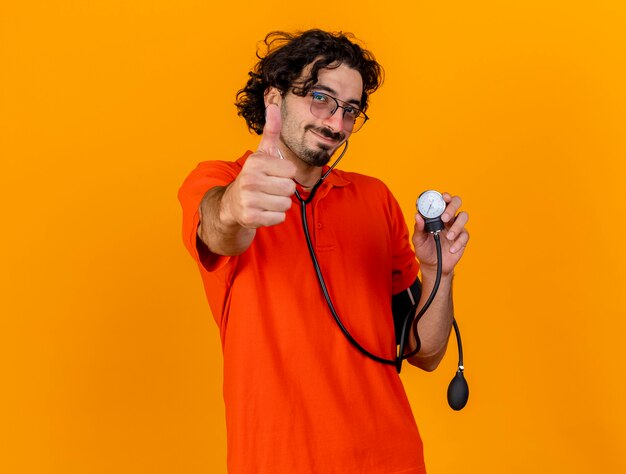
[447,370,469,411]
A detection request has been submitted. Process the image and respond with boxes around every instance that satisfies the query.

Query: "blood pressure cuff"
[392,278,422,346]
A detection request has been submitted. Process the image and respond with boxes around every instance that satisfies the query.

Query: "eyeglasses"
[309,91,369,133]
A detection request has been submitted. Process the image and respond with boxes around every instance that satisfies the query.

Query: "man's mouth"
[307,126,344,143]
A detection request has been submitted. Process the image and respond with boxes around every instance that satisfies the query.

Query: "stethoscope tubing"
[284,140,463,376]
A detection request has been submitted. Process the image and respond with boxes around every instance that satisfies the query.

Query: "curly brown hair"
[235,29,384,135]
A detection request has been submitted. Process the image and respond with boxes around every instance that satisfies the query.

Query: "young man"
[179,29,469,474]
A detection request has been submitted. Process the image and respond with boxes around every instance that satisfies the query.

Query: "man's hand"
[197,104,297,257]
[220,104,297,229]
[412,193,469,276]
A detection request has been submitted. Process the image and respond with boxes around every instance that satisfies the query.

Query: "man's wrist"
[420,264,454,282]
[213,184,239,230]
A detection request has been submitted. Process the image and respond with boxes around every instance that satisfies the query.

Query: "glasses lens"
[309,92,368,133]
[350,114,366,133]
[310,93,335,120]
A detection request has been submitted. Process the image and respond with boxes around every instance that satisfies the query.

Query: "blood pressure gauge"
[417,190,446,233]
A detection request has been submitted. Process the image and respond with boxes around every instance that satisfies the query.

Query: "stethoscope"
[278,142,469,410]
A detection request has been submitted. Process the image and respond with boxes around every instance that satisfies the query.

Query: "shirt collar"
[319,163,351,188]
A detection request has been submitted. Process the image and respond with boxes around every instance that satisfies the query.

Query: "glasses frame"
[308,91,369,133]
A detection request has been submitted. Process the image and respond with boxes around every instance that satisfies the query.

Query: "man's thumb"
[257,104,282,156]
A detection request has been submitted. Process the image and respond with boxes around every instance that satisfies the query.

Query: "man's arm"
[405,193,469,371]
[196,104,296,256]
[405,270,454,371]
[197,185,257,256]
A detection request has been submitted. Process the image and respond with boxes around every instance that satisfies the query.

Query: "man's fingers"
[243,155,297,180]
[248,194,293,213]
[441,193,462,223]
[256,211,290,227]
[235,196,293,228]
[445,210,469,239]
[238,171,296,197]
[257,104,282,156]
[412,213,430,248]
[449,229,470,254]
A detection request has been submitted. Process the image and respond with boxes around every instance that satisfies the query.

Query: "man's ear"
[264,87,282,107]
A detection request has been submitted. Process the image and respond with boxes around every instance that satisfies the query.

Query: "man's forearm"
[406,270,454,371]
[197,185,256,256]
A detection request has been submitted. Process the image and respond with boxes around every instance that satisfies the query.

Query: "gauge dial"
[417,190,446,219]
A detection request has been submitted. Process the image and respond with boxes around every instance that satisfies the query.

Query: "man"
[179,29,469,474]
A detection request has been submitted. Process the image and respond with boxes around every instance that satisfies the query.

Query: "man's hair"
[236,29,384,135]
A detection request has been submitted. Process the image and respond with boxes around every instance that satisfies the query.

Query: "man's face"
[277,63,364,167]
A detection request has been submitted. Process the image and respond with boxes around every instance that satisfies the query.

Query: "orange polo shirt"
[179,151,425,474]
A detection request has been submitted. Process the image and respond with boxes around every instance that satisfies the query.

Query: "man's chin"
[300,135,345,167]
[316,140,345,157]
[302,147,332,167]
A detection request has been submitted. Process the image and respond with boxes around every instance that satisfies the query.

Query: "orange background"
[1,1,625,472]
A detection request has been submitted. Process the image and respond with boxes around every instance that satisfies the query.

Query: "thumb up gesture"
[221,104,297,229]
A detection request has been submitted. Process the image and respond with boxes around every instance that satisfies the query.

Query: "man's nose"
[322,108,345,132]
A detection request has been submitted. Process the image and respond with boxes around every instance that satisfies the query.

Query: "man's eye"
[344,107,358,118]
[312,92,328,102]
